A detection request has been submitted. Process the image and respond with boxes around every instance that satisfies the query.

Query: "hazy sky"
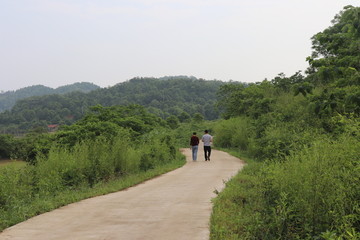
[1,0,359,91]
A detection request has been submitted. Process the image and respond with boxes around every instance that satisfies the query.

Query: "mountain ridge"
[0,82,100,112]
[0,76,235,134]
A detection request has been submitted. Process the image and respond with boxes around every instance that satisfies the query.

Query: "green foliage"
[166,115,180,129]
[210,161,265,240]
[217,81,275,119]
[309,86,360,123]
[0,135,15,159]
[211,6,360,239]
[265,136,360,239]
[0,77,224,133]
[103,76,223,121]
[211,135,360,239]
[293,82,314,97]
[272,71,307,92]
[55,105,163,147]
[36,137,135,190]
[214,89,317,161]
[1,105,168,163]
[193,112,205,122]
[0,102,186,231]
[178,111,192,123]
[56,121,127,148]
[307,5,360,86]
[0,127,184,230]
[0,132,54,163]
[53,82,100,95]
[213,117,251,151]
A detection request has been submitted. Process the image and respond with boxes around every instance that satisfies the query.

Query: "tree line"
[0,77,226,135]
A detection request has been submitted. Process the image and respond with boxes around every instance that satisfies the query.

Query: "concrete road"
[0,146,244,240]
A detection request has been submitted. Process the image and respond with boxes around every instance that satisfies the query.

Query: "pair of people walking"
[190,130,212,161]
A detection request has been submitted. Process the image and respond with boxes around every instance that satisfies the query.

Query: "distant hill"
[0,77,232,134]
[0,82,100,112]
[91,77,225,118]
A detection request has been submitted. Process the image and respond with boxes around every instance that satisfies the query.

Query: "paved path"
[0,146,244,240]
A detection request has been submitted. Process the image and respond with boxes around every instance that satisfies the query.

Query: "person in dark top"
[190,132,200,161]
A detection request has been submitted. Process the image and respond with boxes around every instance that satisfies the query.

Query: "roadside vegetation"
[210,6,360,240]
[0,105,186,231]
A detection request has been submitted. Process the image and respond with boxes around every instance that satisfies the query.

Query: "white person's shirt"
[202,134,212,146]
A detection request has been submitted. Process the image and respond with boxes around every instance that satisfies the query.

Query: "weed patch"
[0,132,185,232]
[211,135,360,239]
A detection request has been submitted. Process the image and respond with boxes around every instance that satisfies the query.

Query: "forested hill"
[0,77,228,134]
[0,82,100,112]
[91,77,225,119]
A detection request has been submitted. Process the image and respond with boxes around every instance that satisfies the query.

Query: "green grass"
[210,148,262,240]
[210,136,360,239]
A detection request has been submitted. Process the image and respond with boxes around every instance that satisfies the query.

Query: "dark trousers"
[204,146,211,160]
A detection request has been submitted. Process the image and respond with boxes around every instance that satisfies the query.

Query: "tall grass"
[0,132,185,231]
[211,134,360,239]
[213,117,251,150]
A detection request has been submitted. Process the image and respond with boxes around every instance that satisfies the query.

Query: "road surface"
[0,146,244,240]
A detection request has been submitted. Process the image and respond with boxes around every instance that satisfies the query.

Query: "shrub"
[213,117,251,150]
[211,134,360,239]
[266,135,360,238]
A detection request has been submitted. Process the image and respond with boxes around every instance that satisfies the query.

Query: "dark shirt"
[190,136,200,146]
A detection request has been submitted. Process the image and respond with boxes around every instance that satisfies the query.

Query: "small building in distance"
[47,124,59,132]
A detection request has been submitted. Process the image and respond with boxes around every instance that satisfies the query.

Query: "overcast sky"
[1,0,359,91]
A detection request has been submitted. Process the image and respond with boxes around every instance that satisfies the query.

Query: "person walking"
[202,130,212,161]
[189,132,200,161]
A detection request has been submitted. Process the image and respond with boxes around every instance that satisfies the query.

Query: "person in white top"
[201,130,212,161]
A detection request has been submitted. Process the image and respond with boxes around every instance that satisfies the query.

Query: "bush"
[0,135,15,159]
[213,117,251,150]
[210,161,266,240]
[0,127,185,231]
[0,164,35,229]
[265,135,360,239]
[211,134,360,239]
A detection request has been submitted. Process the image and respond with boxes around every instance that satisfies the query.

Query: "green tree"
[307,5,360,86]
[178,112,191,123]
[217,81,274,119]
[166,115,180,129]
[56,105,164,147]
[193,113,204,122]
[0,134,15,159]
[0,77,225,133]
